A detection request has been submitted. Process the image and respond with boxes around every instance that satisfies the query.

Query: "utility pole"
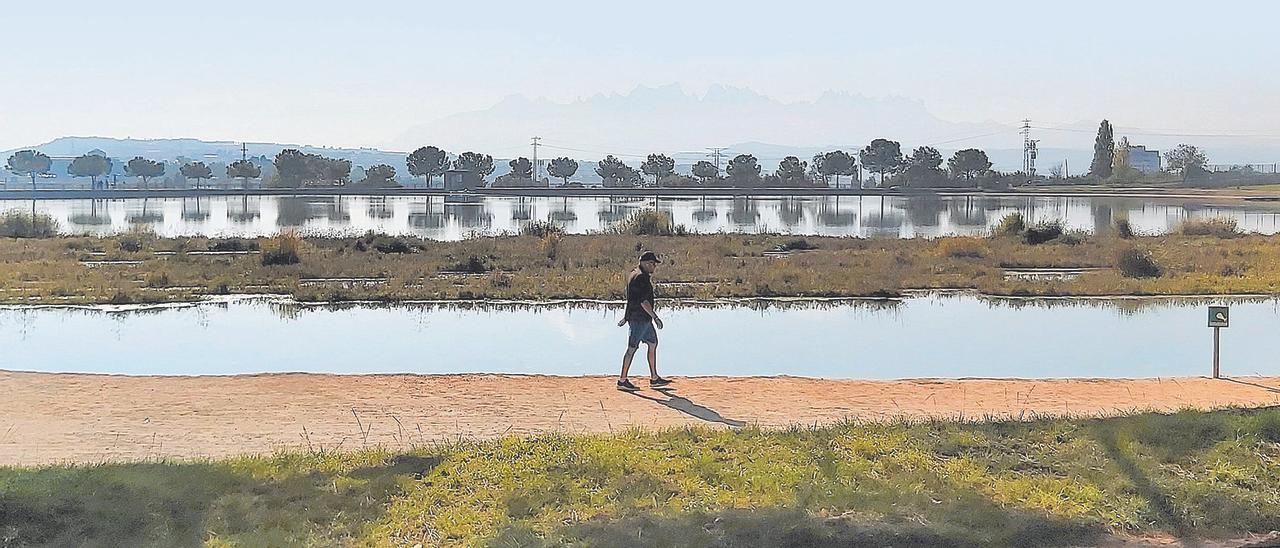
[241,142,247,162]
[530,136,542,184]
[706,147,729,174]
[1021,119,1039,180]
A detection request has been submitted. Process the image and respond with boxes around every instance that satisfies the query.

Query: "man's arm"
[641,301,663,329]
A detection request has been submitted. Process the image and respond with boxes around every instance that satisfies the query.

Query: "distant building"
[1127,145,1162,173]
[443,169,484,191]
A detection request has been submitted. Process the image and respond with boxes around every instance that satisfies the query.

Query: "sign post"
[1208,306,1230,378]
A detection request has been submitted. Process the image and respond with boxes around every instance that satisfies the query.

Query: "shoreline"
[0,186,1274,201]
[4,370,1278,465]
[0,290,1273,311]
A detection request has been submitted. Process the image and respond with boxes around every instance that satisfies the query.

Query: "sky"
[3,0,1279,153]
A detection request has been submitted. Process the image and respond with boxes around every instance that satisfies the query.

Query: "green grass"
[4,408,1280,547]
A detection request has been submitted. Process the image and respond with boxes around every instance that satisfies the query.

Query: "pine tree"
[1090,120,1115,179]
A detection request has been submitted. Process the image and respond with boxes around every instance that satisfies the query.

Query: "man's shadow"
[625,388,747,428]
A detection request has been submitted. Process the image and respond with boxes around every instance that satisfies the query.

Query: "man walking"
[617,251,671,391]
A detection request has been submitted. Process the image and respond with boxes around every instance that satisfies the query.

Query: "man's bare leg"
[620,346,639,380]
[646,342,659,379]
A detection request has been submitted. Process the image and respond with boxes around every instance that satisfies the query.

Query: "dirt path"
[2,370,1279,466]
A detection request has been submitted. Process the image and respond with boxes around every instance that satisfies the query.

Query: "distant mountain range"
[3,137,406,167]
[395,84,1014,159]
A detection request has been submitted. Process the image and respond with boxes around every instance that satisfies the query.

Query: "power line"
[706,147,729,172]
[922,128,1019,147]
[530,136,541,183]
[1031,126,1280,139]
[1021,119,1039,177]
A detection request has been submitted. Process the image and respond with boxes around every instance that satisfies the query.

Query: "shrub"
[208,238,258,252]
[539,232,562,260]
[488,272,513,288]
[612,209,686,236]
[374,237,413,254]
[354,232,414,254]
[451,255,492,273]
[992,212,1025,237]
[211,276,234,294]
[261,233,301,266]
[1022,220,1063,245]
[775,238,817,252]
[521,221,564,238]
[0,211,57,238]
[936,237,986,258]
[1116,247,1161,278]
[1114,216,1135,239]
[144,270,171,288]
[1058,230,1088,245]
[116,228,155,253]
[1179,218,1240,238]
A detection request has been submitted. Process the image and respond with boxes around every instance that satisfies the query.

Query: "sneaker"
[649,377,673,387]
[616,379,639,391]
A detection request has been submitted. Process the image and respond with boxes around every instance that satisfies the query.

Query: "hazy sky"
[4,0,1278,152]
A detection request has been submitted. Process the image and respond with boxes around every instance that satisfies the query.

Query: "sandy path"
[2,371,1279,466]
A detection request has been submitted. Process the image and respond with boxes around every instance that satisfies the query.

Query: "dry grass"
[1179,218,1242,238]
[260,232,302,266]
[0,230,1279,304]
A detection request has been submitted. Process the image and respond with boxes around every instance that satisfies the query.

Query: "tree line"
[2,149,266,190]
[401,140,1002,189]
[5,138,1010,191]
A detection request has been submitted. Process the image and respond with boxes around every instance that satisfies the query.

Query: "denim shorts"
[627,320,658,348]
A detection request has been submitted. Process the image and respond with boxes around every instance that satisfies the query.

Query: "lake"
[2,194,1280,239]
[1,294,1274,379]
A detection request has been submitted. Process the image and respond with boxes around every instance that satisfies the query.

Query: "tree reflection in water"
[728,198,759,226]
[181,197,210,222]
[367,198,393,220]
[229,195,261,223]
[68,199,112,227]
[947,196,989,228]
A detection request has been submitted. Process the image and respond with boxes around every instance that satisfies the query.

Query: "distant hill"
[3,137,408,168]
[395,84,1015,159]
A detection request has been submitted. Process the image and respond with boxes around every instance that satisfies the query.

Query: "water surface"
[1,294,1274,379]
[4,194,1279,239]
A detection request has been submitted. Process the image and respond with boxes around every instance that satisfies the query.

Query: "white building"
[1127,145,1162,173]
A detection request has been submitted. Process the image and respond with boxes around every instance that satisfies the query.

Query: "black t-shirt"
[624,270,655,322]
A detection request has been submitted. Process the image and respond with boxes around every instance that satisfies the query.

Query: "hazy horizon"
[5,0,1279,156]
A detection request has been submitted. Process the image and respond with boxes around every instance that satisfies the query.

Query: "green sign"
[1208,306,1229,328]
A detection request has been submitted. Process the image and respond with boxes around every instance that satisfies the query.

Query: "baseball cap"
[639,251,661,263]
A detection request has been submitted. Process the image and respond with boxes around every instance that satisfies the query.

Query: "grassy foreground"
[2,215,1280,304]
[3,407,1280,547]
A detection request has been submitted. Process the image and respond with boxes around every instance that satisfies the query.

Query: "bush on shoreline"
[1117,247,1162,278]
[993,212,1025,237]
[261,233,301,266]
[1023,220,1064,245]
[1114,217,1136,239]
[0,211,57,238]
[612,209,688,236]
[1180,218,1241,238]
[520,220,564,238]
